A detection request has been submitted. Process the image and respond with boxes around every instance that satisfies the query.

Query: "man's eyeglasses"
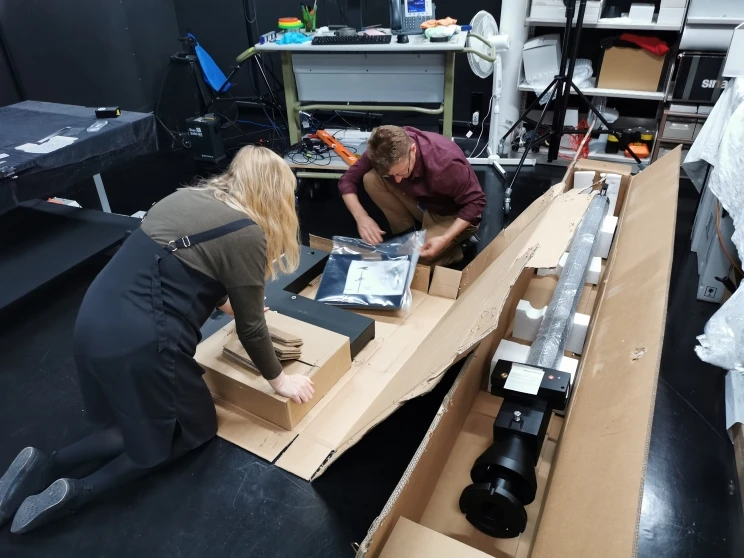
[383,149,413,179]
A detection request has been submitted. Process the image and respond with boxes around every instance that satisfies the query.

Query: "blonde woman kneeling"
[0,146,313,534]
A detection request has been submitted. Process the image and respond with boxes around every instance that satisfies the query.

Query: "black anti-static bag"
[316,231,425,310]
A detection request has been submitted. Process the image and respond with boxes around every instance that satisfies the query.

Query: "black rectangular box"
[672,52,731,103]
[185,114,225,163]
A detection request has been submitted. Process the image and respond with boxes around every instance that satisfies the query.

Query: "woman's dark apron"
[73,220,254,467]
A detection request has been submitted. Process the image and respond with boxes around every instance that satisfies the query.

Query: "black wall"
[0,0,500,122]
[0,26,20,107]
[0,0,180,111]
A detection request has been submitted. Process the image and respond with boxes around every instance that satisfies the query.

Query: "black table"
[0,101,157,214]
[0,101,156,311]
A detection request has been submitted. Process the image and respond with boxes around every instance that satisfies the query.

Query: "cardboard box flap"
[274,433,336,479]
[379,517,494,558]
[532,147,681,558]
[213,402,297,462]
[460,182,564,292]
[280,231,538,479]
[342,248,535,447]
[522,187,595,269]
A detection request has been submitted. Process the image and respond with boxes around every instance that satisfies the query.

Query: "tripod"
[500,0,643,215]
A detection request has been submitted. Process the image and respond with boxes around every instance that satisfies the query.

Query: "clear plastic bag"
[315,231,425,311]
[531,59,594,106]
[695,285,744,371]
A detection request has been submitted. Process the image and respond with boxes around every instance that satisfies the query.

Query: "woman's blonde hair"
[190,145,299,279]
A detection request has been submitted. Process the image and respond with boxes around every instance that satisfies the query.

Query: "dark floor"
[0,161,742,557]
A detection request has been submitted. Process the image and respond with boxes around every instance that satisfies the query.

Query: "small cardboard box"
[198,312,351,430]
[597,47,665,92]
[358,149,682,558]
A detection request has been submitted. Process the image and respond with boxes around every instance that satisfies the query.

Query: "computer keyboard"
[311,35,392,46]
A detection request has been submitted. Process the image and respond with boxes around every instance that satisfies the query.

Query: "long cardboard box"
[358,148,681,557]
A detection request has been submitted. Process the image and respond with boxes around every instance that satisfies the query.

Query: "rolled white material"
[513,300,590,355]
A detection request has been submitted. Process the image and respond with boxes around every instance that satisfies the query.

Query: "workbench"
[255,31,468,148]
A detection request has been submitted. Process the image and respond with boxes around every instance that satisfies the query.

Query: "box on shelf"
[697,214,738,303]
[597,47,665,92]
[669,103,698,114]
[672,52,731,102]
[530,0,602,23]
[662,119,695,140]
[358,150,682,558]
[657,7,685,26]
[523,34,562,84]
[723,22,744,78]
[698,105,713,115]
[628,3,655,24]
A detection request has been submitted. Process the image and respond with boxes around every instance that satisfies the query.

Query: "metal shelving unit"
[518,81,666,101]
[525,18,683,31]
[521,3,689,165]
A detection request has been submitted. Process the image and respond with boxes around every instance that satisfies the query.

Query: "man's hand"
[268,372,315,404]
[420,235,450,259]
[357,215,385,245]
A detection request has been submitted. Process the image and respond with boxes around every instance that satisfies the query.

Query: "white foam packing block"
[602,173,621,217]
[573,170,595,190]
[551,252,602,284]
[489,339,580,387]
[513,300,590,355]
[595,215,618,260]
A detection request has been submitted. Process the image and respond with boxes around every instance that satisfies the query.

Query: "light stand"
[500,0,644,215]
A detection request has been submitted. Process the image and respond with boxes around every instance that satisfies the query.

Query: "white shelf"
[587,150,650,165]
[518,81,665,101]
[686,16,744,26]
[525,17,682,31]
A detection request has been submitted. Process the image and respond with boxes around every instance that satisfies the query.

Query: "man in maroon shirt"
[338,125,486,266]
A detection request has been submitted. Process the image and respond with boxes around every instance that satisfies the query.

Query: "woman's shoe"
[10,478,86,534]
[0,447,49,528]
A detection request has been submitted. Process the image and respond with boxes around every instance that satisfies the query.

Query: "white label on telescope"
[504,363,544,395]
[344,260,409,296]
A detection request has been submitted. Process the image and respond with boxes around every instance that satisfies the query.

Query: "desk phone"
[390,0,435,35]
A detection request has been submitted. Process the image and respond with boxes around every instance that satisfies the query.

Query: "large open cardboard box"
[357,149,681,557]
